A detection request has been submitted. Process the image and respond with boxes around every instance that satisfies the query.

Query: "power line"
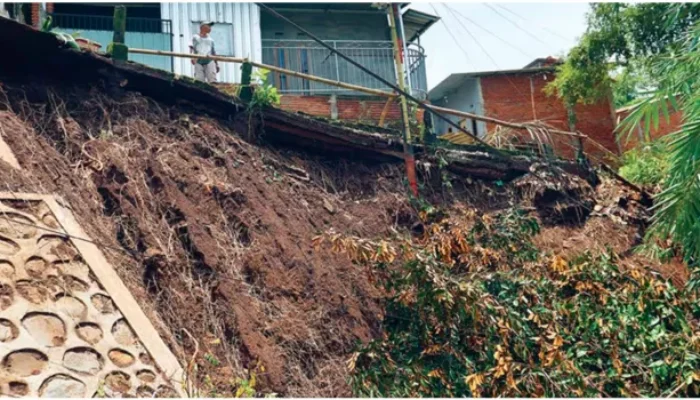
[483,3,552,49]
[441,4,500,70]
[495,4,571,42]
[441,4,535,107]
[442,3,534,60]
[429,3,475,70]
[442,3,569,120]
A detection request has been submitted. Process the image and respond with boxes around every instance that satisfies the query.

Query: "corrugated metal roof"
[402,8,439,43]
[429,66,555,102]
[263,3,397,12]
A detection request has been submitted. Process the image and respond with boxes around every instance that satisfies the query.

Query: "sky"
[408,2,592,91]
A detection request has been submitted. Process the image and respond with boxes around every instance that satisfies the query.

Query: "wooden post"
[239,61,253,103]
[111,5,128,62]
[389,4,418,197]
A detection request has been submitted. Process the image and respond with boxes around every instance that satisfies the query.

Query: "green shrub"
[619,139,670,187]
[249,69,281,108]
[321,207,700,397]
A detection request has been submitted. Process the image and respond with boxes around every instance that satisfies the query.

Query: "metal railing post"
[333,41,341,91]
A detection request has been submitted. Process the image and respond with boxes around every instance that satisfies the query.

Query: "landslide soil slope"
[0,78,401,396]
[0,76,685,395]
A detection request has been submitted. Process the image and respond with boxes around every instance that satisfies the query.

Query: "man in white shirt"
[190,21,219,83]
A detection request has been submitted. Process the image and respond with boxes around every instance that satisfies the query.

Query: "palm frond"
[630,22,700,263]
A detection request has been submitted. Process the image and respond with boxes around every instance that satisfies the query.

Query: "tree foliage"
[618,22,700,265]
[551,3,700,266]
[547,4,700,106]
[317,207,700,397]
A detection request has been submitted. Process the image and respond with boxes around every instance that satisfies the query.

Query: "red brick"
[617,100,683,152]
[481,71,617,163]
[279,95,410,124]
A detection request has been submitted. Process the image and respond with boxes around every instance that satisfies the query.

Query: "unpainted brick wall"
[617,101,683,153]
[480,72,618,162]
[279,95,416,124]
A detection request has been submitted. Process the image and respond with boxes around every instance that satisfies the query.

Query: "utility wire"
[441,4,537,108]
[483,3,553,49]
[443,3,567,120]
[442,4,535,60]
[495,4,571,42]
[429,3,475,70]
[442,4,500,70]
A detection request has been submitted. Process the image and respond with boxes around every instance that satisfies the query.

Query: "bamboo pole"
[388,3,418,196]
[129,48,588,140]
[425,104,588,139]
[129,48,395,98]
[129,48,247,64]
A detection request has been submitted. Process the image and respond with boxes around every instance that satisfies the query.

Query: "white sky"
[409,2,592,90]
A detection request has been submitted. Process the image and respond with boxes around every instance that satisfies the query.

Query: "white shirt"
[192,34,216,57]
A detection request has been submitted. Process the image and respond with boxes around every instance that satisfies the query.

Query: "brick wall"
[30,3,54,27]
[617,101,683,152]
[31,3,40,27]
[279,95,415,124]
[480,71,617,162]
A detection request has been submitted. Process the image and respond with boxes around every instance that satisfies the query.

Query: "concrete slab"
[0,192,185,397]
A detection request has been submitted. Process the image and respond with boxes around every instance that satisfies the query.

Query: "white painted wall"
[161,2,262,83]
[433,78,487,137]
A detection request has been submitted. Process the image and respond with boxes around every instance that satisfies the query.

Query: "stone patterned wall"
[0,198,177,398]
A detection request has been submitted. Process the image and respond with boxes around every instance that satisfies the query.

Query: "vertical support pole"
[240,61,254,103]
[388,4,418,197]
[111,5,128,62]
[566,103,586,161]
[37,3,47,29]
[529,76,537,121]
[329,94,338,120]
[333,41,341,87]
[396,5,413,95]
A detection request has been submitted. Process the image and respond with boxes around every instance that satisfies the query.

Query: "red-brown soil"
[0,75,686,396]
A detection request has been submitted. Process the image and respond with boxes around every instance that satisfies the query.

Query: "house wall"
[279,95,419,125]
[260,9,396,96]
[260,10,389,40]
[480,71,617,162]
[162,2,262,83]
[616,101,683,152]
[432,78,486,137]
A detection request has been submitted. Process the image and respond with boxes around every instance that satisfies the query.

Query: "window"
[191,22,233,56]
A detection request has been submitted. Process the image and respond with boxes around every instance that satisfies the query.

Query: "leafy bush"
[618,139,670,187]
[250,69,281,108]
[319,207,700,397]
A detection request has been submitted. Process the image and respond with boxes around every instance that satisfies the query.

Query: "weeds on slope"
[316,206,700,397]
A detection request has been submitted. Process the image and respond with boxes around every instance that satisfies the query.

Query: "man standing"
[190,21,220,83]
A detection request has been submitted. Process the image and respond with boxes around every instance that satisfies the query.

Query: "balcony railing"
[262,39,428,99]
[48,13,173,72]
[49,13,171,34]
